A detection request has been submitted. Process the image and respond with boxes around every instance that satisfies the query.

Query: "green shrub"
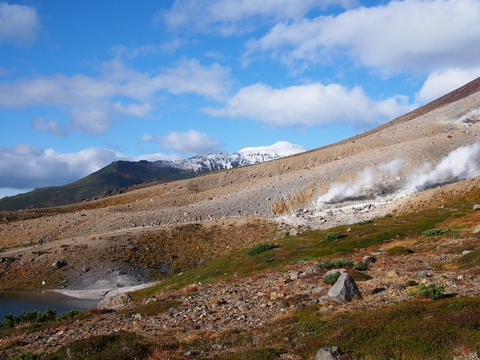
[418,283,445,300]
[323,271,341,285]
[247,242,277,256]
[422,227,450,237]
[357,219,373,225]
[56,310,80,322]
[325,232,346,241]
[317,258,356,269]
[0,308,56,329]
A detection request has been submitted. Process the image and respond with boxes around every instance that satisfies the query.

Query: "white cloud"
[0,2,41,45]
[245,0,480,74]
[416,67,480,103]
[110,39,184,59]
[0,58,232,135]
[141,129,222,155]
[0,143,173,190]
[155,59,232,101]
[202,82,413,127]
[30,117,67,136]
[158,0,355,35]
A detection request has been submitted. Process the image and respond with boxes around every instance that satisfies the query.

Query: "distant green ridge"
[0,160,201,211]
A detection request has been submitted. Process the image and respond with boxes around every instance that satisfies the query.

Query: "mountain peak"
[153,141,307,172]
[237,141,308,157]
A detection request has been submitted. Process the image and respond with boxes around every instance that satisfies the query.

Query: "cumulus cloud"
[156,59,232,101]
[202,82,414,127]
[0,58,232,135]
[0,143,172,191]
[416,67,480,103]
[141,129,222,156]
[158,0,355,35]
[244,0,480,74]
[30,117,67,136]
[0,2,41,45]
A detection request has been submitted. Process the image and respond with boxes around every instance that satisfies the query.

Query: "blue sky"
[1,0,480,197]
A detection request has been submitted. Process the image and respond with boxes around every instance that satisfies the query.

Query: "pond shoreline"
[52,281,159,300]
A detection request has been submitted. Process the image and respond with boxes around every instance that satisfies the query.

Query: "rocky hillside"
[1,77,480,359]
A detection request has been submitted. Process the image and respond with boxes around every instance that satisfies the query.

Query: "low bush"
[247,242,277,256]
[56,310,80,322]
[325,232,346,241]
[317,258,356,269]
[357,220,374,225]
[1,308,56,329]
[422,227,450,237]
[323,271,341,285]
[418,283,445,300]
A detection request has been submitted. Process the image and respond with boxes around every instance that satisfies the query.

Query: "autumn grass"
[220,297,480,360]
[135,197,480,297]
[42,332,153,360]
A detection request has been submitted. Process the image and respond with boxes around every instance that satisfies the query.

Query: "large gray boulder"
[314,346,343,360]
[328,273,362,303]
[97,293,133,310]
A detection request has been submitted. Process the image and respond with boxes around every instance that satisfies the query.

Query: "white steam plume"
[316,158,405,205]
[406,143,480,193]
[458,107,480,123]
[316,143,480,208]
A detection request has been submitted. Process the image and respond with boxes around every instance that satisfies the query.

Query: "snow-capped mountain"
[153,141,307,173]
[0,142,307,211]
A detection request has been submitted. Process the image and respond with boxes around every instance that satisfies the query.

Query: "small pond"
[0,290,98,320]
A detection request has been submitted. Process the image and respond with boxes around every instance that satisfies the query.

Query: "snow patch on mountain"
[153,141,307,172]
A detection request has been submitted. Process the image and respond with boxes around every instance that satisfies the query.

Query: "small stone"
[52,260,67,270]
[362,255,377,265]
[314,346,343,360]
[386,270,399,278]
[447,278,459,285]
[415,270,429,279]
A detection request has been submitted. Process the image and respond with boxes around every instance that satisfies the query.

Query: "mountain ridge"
[0,141,307,211]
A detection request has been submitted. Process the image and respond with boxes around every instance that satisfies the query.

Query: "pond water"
[0,290,98,320]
